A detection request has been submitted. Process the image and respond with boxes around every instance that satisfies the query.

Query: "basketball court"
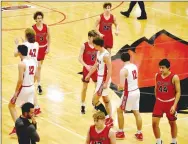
[2,1,188,144]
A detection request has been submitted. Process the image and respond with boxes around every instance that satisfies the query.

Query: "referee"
[15,102,40,144]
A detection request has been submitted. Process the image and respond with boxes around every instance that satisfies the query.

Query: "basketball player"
[95,2,119,53]
[9,45,37,135]
[116,52,143,140]
[120,1,147,20]
[152,59,180,144]
[78,30,98,114]
[32,11,51,95]
[85,111,116,144]
[14,28,41,116]
[85,37,113,127]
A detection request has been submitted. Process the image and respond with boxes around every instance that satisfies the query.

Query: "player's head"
[93,37,104,50]
[33,11,44,23]
[121,52,130,62]
[93,111,105,128]
[25,28,36,43]
[21,102,35,119]
[88,30,99,42]
[103,2,112,12]
[159,59,170,74]
[17,45,28,56]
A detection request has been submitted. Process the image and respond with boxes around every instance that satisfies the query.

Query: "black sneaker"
[120,11,130,17]
[81,106,85,114]
[170,143,177,144]
[37,85,43,95]
[137,14,147,20]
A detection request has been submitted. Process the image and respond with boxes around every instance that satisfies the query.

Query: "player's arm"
[154,73,158,97]
[78,44,87,67]
[47,26,51,53]
[86,60,98,78]
[85,129,90,144]
[118,68,128,91]
[94,16,103,37]
[113,15,119,36]
[14,62,25,94]
[103,54,112,84]
[14,39,19,57]
[108,129,116,144]
[173,75,181,107]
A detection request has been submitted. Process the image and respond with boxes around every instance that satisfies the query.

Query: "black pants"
[127,1,146,15]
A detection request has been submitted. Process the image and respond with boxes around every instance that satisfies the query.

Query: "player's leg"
[37,60,43,95]
[152,99,164,144]
[102,96,112,117]
[169,120,178,144]
[8,102,17,135]
[81,82,88,114]
[116,107,125,139]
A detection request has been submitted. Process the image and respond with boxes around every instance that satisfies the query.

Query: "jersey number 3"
[132,70,137,80]
[29,66,34,75]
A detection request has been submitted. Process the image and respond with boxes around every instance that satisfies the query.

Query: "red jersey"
[32,24,48,47]
[156,73,176,100]
[83,42,97,66]
[99,14,114,37]
[89,125,110,144]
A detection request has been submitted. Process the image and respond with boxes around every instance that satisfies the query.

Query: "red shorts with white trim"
[152,99,177,121]
[82,67,97,83]
[103,35,113,49]
[37,45,47,61]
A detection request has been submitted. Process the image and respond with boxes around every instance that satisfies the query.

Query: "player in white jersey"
[14,28,41,116]
[116,52,143,140]
[85,37,113,127]
[9,45,37,135]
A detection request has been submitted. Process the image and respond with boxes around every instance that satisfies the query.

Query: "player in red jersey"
[85,111,116,144]
[152,59,181,144]
[78,30,98,114]
[32,11,51,95]
[95,2,119,53]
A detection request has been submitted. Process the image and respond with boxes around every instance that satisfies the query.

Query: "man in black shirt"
[15,102,40,144]
[120,1,147,20]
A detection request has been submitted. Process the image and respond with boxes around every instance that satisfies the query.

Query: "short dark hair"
[103,2,112,9]
[88,30,98,37]
[21,102,34,114]
[33,11,44,20]
[121,52,130,62]
[159,59,170,68]
[17,45,28,56]
[93,37,104,47]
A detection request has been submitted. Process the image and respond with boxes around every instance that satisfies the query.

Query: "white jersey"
[22,58,37,86]
[97,49,110,77]
[23,41,39,65]
[121,63,138,91]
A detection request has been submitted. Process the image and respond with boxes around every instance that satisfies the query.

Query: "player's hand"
[15,38,19,45]
[170,105,176,114]
[117,84,123,91]
[115,31,119,36]
[10,93,18,104]
[85,65,91,71]
[103,82,108,89]
[99,33,104,38]
[85,75,90,81]
[31,116,37,124]
[45,48,50,54]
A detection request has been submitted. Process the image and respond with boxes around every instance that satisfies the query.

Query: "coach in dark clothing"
[15,102,40,144]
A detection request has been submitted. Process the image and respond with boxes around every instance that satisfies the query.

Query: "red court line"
[2,1,124,31]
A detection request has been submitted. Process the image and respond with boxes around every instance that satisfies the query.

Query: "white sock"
[81,103,85,106]
[137,130,141,134]
[38,82,40,86]
[35,105,39,109]
[105,115,109,119]
[172,138,177,143]
[156,138,162,144]
[118,129,123,132]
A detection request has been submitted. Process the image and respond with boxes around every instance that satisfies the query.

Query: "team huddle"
[8,3,181,144]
